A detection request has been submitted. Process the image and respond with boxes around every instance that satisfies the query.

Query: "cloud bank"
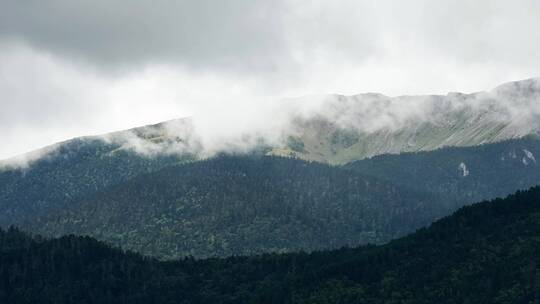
[1,0,540,159]
[95,78,540,161]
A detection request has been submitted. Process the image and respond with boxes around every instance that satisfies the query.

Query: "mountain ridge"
[2,77,540,167]
[1,78,540,259]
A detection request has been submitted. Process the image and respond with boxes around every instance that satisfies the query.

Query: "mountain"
[347,136,540,205]
[0,122,198,227]
[1,78,540,259]
[22,156,446,259]
[271,78,540,164]
[3,78,540,168]
[17,137,540,259]
[2,186,539,303]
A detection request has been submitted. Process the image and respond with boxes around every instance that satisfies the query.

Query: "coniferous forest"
[3,138,540,259]
[1,186,539,303]
[2,3,540,302]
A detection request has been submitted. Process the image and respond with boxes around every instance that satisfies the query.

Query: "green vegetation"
[0,138,193,227]
[286,136,306,153]
[3,138,540,259]
[25,156,444,259]
[268,108,520,165]
[347,137,540,205]
[2,186,540,303]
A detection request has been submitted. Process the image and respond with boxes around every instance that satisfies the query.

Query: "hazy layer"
[2,78,539,168]
[2,1,540,159]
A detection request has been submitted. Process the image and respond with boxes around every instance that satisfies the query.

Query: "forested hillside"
[24,156,445,258]
[347,137,540,204]
[2,186,539,303]
[7,137,540,259]
[0,137,193,226]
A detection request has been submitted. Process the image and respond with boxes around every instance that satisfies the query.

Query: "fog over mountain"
[2,78,539,169]
[2,0,540,159]
[3,2,540,303]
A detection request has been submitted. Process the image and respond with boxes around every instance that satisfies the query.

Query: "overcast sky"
[1,0,539,159]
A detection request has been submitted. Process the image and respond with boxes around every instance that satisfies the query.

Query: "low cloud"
[0,142,61,170]
[2,75,540,169]
[1,1,540,161]
[94,78,540,163]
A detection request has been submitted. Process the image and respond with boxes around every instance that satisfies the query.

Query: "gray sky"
[1,0,540,159]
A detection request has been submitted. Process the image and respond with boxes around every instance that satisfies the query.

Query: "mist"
[1,0,540,161]
[19,77,534,168]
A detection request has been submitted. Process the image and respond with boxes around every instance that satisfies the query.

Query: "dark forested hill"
[0,138,193,227]
[24,156,446,259]
[2,186,540,304]
[347,137,540,205]
[6,138,540,259]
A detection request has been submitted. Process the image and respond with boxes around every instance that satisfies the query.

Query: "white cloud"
[1,0,540,159]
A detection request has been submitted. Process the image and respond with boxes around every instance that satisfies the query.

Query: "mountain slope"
[271,78,540,164]
[7,138,540,259]
[1,78,540,259]
[2,186,540,303]
[346,137,540,205]
[23,156,446,259]
[0,127,197,227]
[2,78,539,168]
